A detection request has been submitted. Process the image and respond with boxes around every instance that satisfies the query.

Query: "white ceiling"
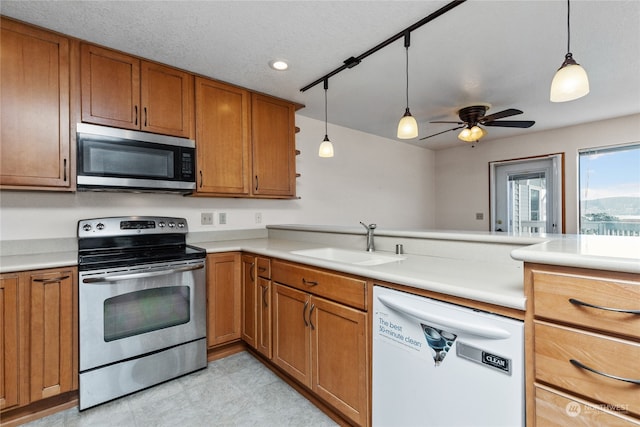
[3,0,640,150]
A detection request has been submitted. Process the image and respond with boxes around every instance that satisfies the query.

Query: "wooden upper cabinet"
[81,44,193,138]
[0,18,71,190]
[251,93,296,197]
[195,77,250,194]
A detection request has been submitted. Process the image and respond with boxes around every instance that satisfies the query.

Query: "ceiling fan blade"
[430,120,464,124]
[479,108,523,123]
[483,120,535,128]
[419,125,465,140]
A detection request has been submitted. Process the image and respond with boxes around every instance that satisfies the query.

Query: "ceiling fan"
[420,104,535,142]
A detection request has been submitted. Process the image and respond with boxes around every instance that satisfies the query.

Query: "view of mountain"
[581,197,640,218]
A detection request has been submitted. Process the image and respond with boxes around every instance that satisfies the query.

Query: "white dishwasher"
[373,286,524,427]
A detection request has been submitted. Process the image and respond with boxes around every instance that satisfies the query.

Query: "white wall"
[434,113,640,233]
[0,115,434,241]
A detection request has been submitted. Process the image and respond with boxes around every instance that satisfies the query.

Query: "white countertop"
[196,238,526,311]
[511,234,640,274]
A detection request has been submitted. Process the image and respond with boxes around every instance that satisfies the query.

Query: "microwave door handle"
[377,294,511,340]
[83,263,204,284]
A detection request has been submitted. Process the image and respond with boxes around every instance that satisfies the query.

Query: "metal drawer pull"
[262,286,268,307]
[303,300,309,326]
[569,298,640,315]
[258,266,267,272]
[83,264,203,283]
[309,304,315,330]
[570,359,640,385]
[34,276,70,284]
[302,278,318,287]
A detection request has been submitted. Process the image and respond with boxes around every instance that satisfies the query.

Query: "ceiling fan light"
[319,135,334,157]
[458,127,472,142]
[469,125,486,140]
[397,108,418,139]
[550,55,590,102]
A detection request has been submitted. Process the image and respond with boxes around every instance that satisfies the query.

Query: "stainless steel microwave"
[76,123,196,193]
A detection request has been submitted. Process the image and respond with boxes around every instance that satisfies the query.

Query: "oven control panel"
[78,216,188,237]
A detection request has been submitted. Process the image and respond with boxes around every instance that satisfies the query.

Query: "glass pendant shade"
[397,108,418,139]
[318,135,334,158]
[458,125,486,142]
[550,54,590,102]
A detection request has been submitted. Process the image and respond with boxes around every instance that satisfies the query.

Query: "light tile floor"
[24,352,338,427]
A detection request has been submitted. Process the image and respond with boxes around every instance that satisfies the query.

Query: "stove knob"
[177,222,185,228]
[96,223,105,230]
[158,221,166,228]
[168,222,176,228]
[82,224,92,232]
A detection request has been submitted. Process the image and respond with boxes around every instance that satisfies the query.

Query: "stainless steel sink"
[291,247,406,266]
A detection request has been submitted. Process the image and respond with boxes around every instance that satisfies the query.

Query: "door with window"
[490,155,563,234]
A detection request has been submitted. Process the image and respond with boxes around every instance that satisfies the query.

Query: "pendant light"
[397,31,418,139]
[318,79,334,157]
[550,0,589,102]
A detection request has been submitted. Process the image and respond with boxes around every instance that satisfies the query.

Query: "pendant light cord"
[566,0,571,53]
[323,79,328,135]
[404,31,410,110]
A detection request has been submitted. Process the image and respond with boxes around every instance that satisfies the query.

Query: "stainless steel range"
[77,216,207,410]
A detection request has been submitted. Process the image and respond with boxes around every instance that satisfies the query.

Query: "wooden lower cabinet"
[241,255,257,349]
[273,283,368,426]
[256,277,272,359]
[0,267,77,416]
[206,253,242,347]
[526,263,640,425]
[242,255,272,359]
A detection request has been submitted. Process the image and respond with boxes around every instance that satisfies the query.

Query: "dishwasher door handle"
[377,294,511,339]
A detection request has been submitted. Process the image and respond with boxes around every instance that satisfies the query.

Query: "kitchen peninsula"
[1,225,639,426]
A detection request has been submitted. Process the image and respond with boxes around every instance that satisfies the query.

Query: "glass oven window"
[103,286,190,342]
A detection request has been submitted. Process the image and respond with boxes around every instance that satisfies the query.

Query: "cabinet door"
[311,296,368,426]
[1,18,70,189]
[256,277,272,359]
[0,275,21,410]
[81,44,140,130]
[195,77,250,195]
[206,253,241,347]
[272,284,311,387]
[241,255,257,349]
[141,61,194,138]
[251,94,296,197]
[27,269,74,402]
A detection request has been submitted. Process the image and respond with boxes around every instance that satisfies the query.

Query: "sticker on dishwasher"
[375,312,457,366]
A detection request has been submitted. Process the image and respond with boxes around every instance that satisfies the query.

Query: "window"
[579,143,640,236]
[490,154,563,234]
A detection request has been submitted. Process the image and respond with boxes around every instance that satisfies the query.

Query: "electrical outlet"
[255,212,262,224]
[476,213,484,220]
[218,212,227,225]
[201,212,213,225]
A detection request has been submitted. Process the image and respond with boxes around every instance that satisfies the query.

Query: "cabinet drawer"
[534,321,640,417]
[532,270,640,340]
[535,384,640,426]
[272,260,366,310]
[257,257,271,279]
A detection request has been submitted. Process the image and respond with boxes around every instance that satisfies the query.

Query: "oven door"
[79,259,206,372]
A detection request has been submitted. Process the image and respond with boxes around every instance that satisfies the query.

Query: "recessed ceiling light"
[269,60,289,71]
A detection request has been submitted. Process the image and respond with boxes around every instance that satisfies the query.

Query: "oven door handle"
[82,263,204,283]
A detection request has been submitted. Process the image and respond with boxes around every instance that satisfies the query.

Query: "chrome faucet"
[360,222,377,252]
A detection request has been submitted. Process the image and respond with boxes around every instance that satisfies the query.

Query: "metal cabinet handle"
[569,298,640,315]
[33,276,70,284]
[255,175,259,192]
[249,262,255,282]
[303,300,309,327]
[262,286,268,308]
[570,359,640,385]
[309,304,315,330]
[199,170,203,188]
[302,278,318,287]
[134,105,138,126]
[144,107,148,126]
[63,158,67,182]
[258,266,267,273]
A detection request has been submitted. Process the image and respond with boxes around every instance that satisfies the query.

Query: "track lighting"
[397,32,418,139]
[319,79,334,157]
[550,0,589,102]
